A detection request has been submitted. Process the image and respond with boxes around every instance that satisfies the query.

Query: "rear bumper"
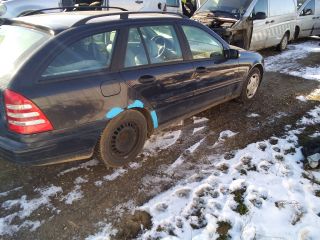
[0,122,105,165]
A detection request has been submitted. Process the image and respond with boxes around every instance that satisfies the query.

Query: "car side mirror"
[224,49,239,59]
[253,12,267,20]
[304,9,313,16]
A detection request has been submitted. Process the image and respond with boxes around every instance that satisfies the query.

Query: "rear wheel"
[239,67,262,103]
[277,33,289,51]
[96,110,147,168]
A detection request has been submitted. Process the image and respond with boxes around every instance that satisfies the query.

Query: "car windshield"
[197,0,253,19]
[297,0,307,9]
[0,25,51,80]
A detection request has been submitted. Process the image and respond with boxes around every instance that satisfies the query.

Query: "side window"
[300,0,315,16]
[252,0,268,19]
[270,0,295,16]
[124,28,148,68]
[182,25,223,60]
[42,30,117,77]
[166,0,180,7]
[140,25,183,64]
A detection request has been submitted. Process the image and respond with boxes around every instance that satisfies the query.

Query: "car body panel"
[0,0,61,18]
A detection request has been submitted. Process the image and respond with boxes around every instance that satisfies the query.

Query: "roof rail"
[72,11,187,27]
[21,6,128,17]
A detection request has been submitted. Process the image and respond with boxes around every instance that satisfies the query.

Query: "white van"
[192,0,297,51]
[296,0,320,38]
[105,0,166,12]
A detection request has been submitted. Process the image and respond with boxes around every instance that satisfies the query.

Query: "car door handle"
[196,67,207,73]
[135,0,143,4]
[266,20,274,24]
[312,17,317,19]
[138,75,156,84]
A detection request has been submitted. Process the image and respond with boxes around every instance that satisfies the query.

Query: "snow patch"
[85,223,117,240]
[193,126,205,135]
[265,41,320,81]
[296,95,308,102]
[62,177,88,205]
[144,130,181,154]
[103,168,127,181]
[138,105,320,240]
[193,117,209,124]
[58,159,100,176]
[0,185,62,236]
[247,113,260,118]
[0,187,22,198]
[218,130,238,142]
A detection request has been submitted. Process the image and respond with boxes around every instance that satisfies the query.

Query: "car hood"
[192,11,238,28]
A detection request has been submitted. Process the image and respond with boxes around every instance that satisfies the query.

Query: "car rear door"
[119,23,195,125]
[180,24,240,109]
[27,27,125,130]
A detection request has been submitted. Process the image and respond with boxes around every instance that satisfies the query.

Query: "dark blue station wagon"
[0,11,264,167]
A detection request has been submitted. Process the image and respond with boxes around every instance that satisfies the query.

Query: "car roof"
[13,11,185,34]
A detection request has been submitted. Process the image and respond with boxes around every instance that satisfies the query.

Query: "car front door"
[298,0,317,37]
[250,0,269,50]
[119,24,195,125]
[181,24,240,110]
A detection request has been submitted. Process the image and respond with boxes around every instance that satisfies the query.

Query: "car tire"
[95,110,147,168]
[239,67,262,103]
[277,33,289,51]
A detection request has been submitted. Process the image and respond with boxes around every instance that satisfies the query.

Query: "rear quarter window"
[0,25,50,79]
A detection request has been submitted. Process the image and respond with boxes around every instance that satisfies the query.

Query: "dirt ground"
[0,39,319,240]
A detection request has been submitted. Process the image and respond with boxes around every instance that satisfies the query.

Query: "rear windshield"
[0,25,51,80]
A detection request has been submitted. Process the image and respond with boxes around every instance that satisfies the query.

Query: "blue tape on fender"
[128,100,144,109]
[106,100,158,129]
[150,110,158,129]
[106,107,124,119]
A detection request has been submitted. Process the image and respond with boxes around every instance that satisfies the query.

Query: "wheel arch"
[294,26,300,40]
[130,107,154,137]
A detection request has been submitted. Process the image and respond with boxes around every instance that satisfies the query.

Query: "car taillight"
[4,89,53,134]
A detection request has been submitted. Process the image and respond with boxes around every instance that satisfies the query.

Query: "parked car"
[295,0,320,38]
[0,0,167,18]
[0,11,264,167]
[192,0,297,51]
[0,0,63,18]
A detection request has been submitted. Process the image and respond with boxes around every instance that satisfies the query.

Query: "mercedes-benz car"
[0,11,264,167]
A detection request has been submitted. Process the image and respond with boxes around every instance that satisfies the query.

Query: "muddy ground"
[0,39,319,240]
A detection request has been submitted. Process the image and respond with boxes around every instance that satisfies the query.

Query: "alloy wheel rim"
[246,73,260,99]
